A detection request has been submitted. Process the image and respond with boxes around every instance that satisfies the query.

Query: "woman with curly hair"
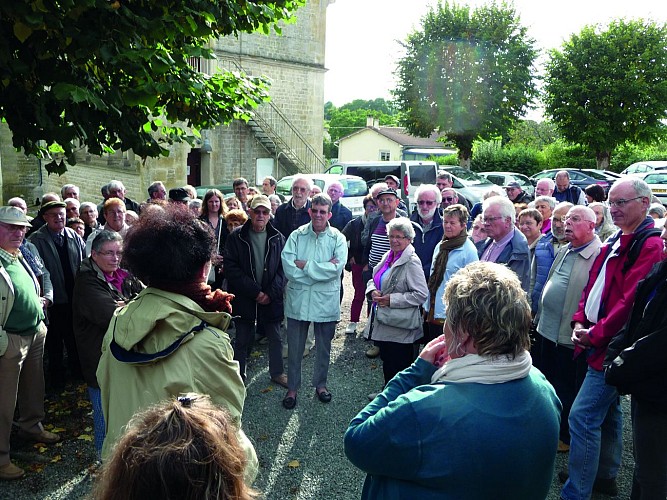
[96,204,257,482]
[95,394,257,500]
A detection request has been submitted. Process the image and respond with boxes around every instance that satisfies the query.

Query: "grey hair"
[649,202,666,218]
[624,178,652,201]
[553,201,574,216]
[483,196,516,224]
[80,202,97,213]
[291,175,313,192]
[555,170,570,181]
[386,217,415,241]
[567,205,597,223]
[64,197,80,208]
[534,196,556,210]
[370,182,388,199]
[91,230,123,253]
[148,181,165,196]
[311,193,333,211]
[437,171,452,182]
[108,180,125,192]
[483,185,505,200]
[536,178,555,190]
[61,184,78,197]
[415,184,442,204]
[268,194,281,205]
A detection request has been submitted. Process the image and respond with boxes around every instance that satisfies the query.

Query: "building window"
[379,150,391,161]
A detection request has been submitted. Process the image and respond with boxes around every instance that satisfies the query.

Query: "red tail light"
[403,173,409,197]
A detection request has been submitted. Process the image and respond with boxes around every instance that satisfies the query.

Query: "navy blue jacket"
[223,220,286,324]
[410,210,444,281]
[274,199,311,239]
[329,201,353,231]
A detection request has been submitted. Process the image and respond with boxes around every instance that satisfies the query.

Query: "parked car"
[621,161,667,176]
[325,160,437,211]
[530,168,613,194]
[195,184,234,198]
[643,172,667,206]
[478,171,535,196]
[438,166,496,204]
[275,173,368,216]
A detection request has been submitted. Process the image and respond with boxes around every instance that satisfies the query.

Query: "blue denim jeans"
[561,366,622,500]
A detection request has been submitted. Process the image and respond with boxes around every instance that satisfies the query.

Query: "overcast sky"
[324,0,667,118]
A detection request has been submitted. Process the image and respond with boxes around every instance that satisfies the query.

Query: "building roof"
[339,125,443,148]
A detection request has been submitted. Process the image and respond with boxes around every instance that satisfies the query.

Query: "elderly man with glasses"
[477,196,530,292]
[274,176,312,239]
[409,184,443,281]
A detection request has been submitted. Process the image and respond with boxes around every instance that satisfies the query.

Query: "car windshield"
[340,178,368,197]
[444,167,493,186]
[581,170,608,180]
[644,173,667,184]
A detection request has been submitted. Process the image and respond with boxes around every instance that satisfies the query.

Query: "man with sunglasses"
[410,184,443,280]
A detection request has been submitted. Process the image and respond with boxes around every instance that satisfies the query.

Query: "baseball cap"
[503,181,522,189]
[384,174,400,186]
[0,206,32,227]
[249,195,272,211]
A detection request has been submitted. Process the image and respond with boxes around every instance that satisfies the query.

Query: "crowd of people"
[0,170,665,499]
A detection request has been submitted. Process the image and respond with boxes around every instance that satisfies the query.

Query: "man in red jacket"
[560,178,664,500]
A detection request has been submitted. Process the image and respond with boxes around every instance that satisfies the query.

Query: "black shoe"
[316,389,332,403]
[557,471,618,496]
[282,394,297,410]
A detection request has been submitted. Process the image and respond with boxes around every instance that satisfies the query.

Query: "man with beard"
[409,185,443,281]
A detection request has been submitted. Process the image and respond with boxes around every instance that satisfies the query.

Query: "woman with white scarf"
[345,262,562,500]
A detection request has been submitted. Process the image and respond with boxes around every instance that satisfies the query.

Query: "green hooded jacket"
[96,287,257,482]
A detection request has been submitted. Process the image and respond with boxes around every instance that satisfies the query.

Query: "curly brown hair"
[94,394,256,500]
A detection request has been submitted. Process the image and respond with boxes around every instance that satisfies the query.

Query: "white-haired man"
[274,175,312,239]
[410,184,443,280]
[534,205,602,454]
[478,196,530,292]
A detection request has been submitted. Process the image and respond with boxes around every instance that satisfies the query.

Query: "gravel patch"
[2,273,635,499]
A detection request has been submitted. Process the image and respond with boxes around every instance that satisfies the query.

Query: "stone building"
[0,1,330,207]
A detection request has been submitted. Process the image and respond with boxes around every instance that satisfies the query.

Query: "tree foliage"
[543,19,667,169]
[393,1,538,167]
[505,120,560,150]
[0,0,304,173]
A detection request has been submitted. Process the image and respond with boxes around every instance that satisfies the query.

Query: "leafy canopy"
[543,19,667,168]
[0,0,304,173]
[393,1,538,164]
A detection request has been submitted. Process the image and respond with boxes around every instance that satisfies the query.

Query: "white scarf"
[430,350,532,385]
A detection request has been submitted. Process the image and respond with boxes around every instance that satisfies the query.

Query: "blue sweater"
[345,358,561,500]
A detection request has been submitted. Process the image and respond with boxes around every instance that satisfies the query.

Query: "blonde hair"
[444,261,531,358]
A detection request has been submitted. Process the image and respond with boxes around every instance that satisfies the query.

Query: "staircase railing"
[217,55,326,175]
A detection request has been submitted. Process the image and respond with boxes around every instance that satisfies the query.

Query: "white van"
[325,161,437,211]
[275,174,368,216]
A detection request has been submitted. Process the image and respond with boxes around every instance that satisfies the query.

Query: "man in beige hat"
[0,207,60,481]
[224,195,288,388]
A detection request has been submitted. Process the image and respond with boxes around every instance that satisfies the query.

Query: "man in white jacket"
[281,193,347,410]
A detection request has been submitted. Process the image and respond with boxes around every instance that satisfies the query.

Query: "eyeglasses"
[442,197,456,202]
[608,196,643,208]
[417,200,436,206]
[292,186,308,192]
[482,216,504,224]
[98,251,123,258]
[388,235,408,241]
[366,205,378,212]
[0,222,27,233]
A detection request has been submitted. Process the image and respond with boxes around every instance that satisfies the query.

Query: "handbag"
[375,304,422,330]
[373,261,422,330]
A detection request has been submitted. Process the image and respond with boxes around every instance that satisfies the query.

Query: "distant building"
[337,117,456,162]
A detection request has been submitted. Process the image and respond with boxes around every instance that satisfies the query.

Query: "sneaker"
[0,462,25,481]
[18,429,60,444]
[345,322,357,335]
[365,345,380,358]
[270,374,288,388]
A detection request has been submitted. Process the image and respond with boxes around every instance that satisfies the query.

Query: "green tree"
[543,19,667,170]
[393,1,538,168]
[0,0,303,173]
[506,120,560,150]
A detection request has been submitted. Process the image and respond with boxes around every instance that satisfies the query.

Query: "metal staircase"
[218,56,326,176]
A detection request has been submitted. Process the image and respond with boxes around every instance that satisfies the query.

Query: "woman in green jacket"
[96,205,257,484]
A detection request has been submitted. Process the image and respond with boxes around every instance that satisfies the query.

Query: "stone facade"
[0,1,329,206]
